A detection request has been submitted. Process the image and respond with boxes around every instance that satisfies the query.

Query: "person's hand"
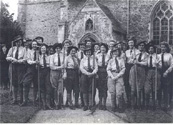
[17,60,23,64]
[112,76,118,81]
[12,59,18,63]
[35,61,40,65]
[62,73,67,79]
[163,71,168,78]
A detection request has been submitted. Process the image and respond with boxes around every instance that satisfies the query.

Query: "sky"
[2,0,19,20]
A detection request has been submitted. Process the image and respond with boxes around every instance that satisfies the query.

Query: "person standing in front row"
[96,43,109,110]
[6,36,26,105]
[50,43,65,110]
[80,47,98,111]
[39,44,53,110]
[64,46,80,109]
[107,47,126,113]
[158,42,173,111]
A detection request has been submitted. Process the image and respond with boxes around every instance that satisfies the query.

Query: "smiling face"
[32,41,37,49]
[55,46,62,53]
[161,44,167,53]
[148,46,154,54]
[109,41,115,50]
[100,45,106,53]
[79,44,85,51]
[85,50,91,57]
[41,45,47,54]
[70,48,77,56]
[128,40,134,49]
[138,43,145,51]
[94,44,100,52]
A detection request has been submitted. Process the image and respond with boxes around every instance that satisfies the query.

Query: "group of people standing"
[1,35,173,113]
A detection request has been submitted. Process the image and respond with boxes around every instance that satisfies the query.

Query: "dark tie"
[43,54,46,68]
[130,50,132,55]
[150,55,152,68]
[34,51,36,61]
[72,56,78,69]
[81,52,83,59]
[115,57,120,73]
[88,57,91,71]
[138,53,142,62]
[15,47,19,59]
[161,53,164,68]
[102,54,105,66]
[58,53,61,66]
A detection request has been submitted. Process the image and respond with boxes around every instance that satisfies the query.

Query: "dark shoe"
[98,105,103,110]
[69,105,75,110]
[20,101,27,107]
[11,100,18,105]
[75,104,80,108]
[88,106,93,110]
[83,106,88,111]
[47,105,54,110]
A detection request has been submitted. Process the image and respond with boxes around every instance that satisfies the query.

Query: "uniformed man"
[96,43,109,110]
[85,38,92,49]
[80,47,98,111]
[34,36,44,46]
[107,40,116,59]
[6,35,26,105]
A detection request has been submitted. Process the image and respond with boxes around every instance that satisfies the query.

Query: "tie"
[15,47,19,59]
[102,54,105,66]
[81,52,83,59]
[88,57,91,71]
[115,57,120,73]
[138,53,142,62]
[72,56,78,69]
[161,53,164,68]
[58,53,61,66]
[130,49,132,55]
[150,55,152,68]
[34,51,36,61]
[43,54,47,68]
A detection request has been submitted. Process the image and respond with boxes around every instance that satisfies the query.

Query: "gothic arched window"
[85,19,93,31]
[152,1,173,45]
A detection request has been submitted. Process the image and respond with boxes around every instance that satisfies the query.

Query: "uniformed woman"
[39,44,53,110]
[64,46,80,109]
[158,42,173,111]
[107,47,126,113]
[80,47,98,111]
[50,43,65,110]
[129,41,148,109]
[6,36,26,105]
[96,43,109,110]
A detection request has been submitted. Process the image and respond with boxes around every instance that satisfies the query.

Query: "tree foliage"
[0,1,24,49]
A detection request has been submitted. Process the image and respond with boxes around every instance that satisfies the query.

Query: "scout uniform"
[64,46,80,109]
[158,44,173,109]
[96,43,109,110]
[50,43,65,109]
[144,44,161,109]
[129,42,148,108]
[6,36,26,104]
[107,48,126,112]
[80,48,98,111]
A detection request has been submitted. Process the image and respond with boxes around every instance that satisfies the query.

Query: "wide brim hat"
[67,46,78,55]
[84,47,94,55]
[13,35,23,43]
[23,38,32,43]
[53,43,63,50]
[63,39,72,46]
[40,43,48,48]
[100,43,108,53]
[34,36,44,41]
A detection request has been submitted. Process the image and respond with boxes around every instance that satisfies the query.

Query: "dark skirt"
[97,67,108,97]
[65,68,79,93]
[80,74,96,94]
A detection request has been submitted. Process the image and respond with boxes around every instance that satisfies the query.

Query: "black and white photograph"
[0,0,173,123]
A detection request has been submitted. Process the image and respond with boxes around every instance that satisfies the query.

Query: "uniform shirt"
[125,48,140,64]
[49,52,64,70]
[135,51,148,66]
[77,50,85,60]
[65,55,79,69]
[39,54,50,67]
[23,48,31,61]
[147,53,161,68]
[107,56,125,78]
[158,52,173,73]
[27,49,38,65]
[120,51,126,61]
[80,55,98,75]
[96,53,109,67]
[6,46,26,62]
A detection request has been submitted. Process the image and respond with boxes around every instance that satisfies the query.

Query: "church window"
[85,19,93,31]
[152,1,173,45]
